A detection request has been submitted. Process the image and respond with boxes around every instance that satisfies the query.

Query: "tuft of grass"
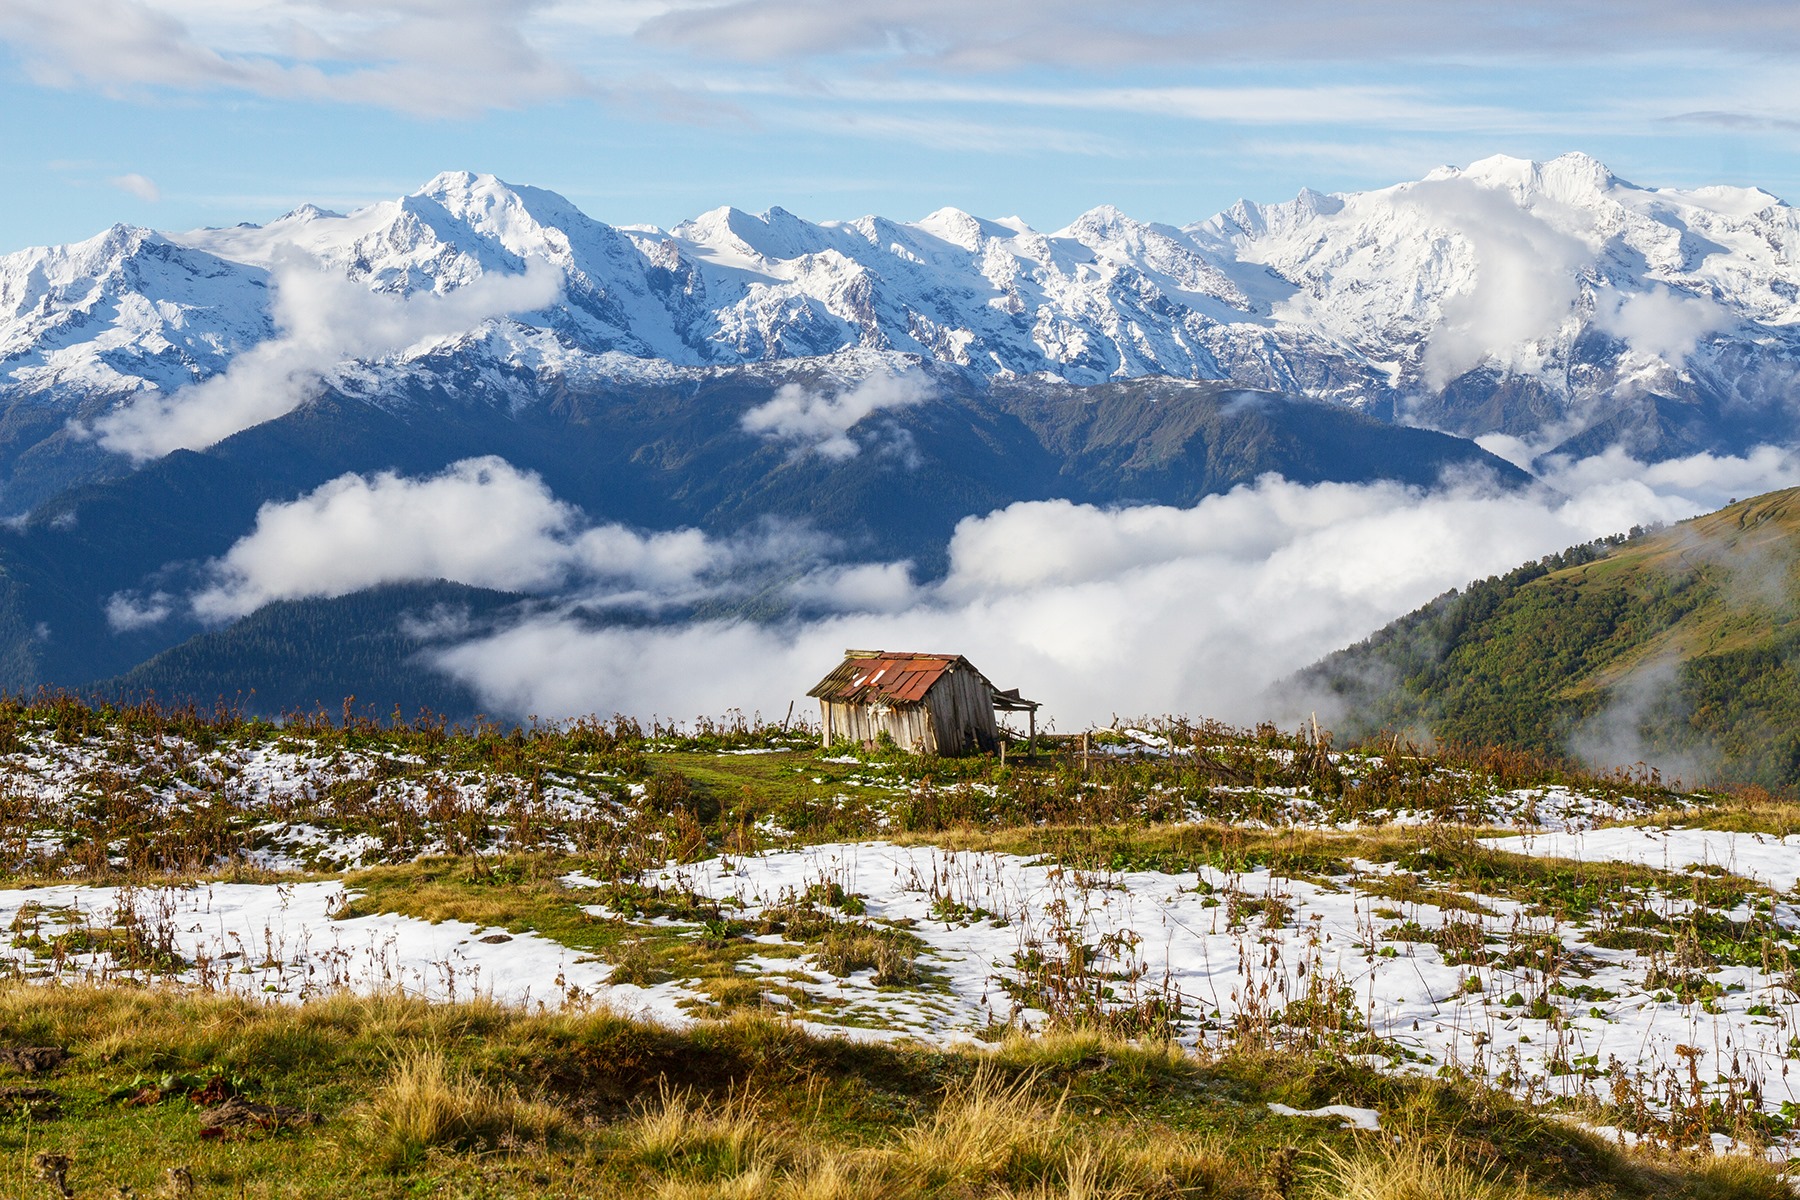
[1311,1138,1524,1200]
[607,938,674,987]
[895,1062,1054,1190]
[814,925,922,986]
[614,1085,783,1183]
[891,1061,1241,1198]
[359,1047,565,1172]
[1663,1154,1796,1200]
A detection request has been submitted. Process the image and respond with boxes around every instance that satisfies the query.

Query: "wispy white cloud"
[8,0,1794,126]
[106,172,161,202]
[0,0,594,117]
[193,457,590,621]
[740,371,931,460]
[89,254,563,461]
[1665,111,1800,134]
[1593,286,1736,362]
[853,81,1529,133]
[1395,178,1594,388]
[635,0,1800,69]
[104,590,173,631]
[188,456,833,622]
[784,111,1121,157]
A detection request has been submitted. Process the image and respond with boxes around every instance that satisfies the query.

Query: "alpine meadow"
[1,2,1800,1196]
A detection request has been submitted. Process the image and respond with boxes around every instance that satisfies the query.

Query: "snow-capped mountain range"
[5,152,1800,468]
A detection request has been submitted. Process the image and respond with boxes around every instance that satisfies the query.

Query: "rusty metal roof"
[807,650,982,707]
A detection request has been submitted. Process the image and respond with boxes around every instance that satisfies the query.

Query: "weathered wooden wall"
[819,700,939,754]
[927,667,999,755]
[818,665,999,755]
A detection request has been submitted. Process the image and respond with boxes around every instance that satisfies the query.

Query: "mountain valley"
[0,155,1795,724]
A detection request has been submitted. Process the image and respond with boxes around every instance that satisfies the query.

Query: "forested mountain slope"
[0,374,1518,706]
[1293,488,1800,790]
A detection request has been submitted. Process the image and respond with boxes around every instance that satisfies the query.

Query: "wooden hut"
[807,649,1039,756]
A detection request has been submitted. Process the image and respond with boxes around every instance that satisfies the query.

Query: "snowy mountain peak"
[411,172,557,243]
[1291,187,1344,216]
[418,170,510,204]
[674,204,839,266]
[1067,203,1132,231]
[1433,152,1620,208]
[275,203,344,225]
[1672,183,1788,218]
[913,207,1028,253]
[5,155,1800,464]
[673,205,765,260]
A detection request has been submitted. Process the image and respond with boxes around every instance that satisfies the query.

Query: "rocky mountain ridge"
[6,153,1799,492]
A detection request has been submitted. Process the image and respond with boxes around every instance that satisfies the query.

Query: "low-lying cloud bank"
[425,444,1797,728]
[128,442,1799,732]
[177,456,822,624]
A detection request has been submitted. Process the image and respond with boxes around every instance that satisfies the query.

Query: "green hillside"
[1293,487,1800,791]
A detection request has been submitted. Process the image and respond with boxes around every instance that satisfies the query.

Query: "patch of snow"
[1482,827,1800,893]
[0,880,697,1020]
[1267,1102,1383,1131]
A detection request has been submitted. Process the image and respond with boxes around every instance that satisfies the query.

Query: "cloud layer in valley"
[182,457,822,623]
[90,256,563,461]
[740,372,931,460]
[157,441,1797,734]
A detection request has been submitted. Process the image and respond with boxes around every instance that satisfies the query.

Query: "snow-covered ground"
[0,879,684,1019]
[12,833,1782,1148]
[0,726,635,871]
[0,719,1780,1151]
[1482,826,1800,893]
[634,843,1800,1137]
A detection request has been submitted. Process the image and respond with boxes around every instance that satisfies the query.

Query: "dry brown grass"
[1674,785,1800,836]
[359,1047,566,1171]
[896,1061,1055,1187]
[1310,1139,1527,1200]
[1672,1153,1798,1198]
[0,983,1788,1198]
[617,1084,784,1183]
[889,1061,1239,1198]
[624,1061,1238,1200]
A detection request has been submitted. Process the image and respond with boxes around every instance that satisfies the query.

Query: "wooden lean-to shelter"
[807,649,1040,756]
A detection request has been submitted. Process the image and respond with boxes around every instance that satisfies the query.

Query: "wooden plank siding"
[809,650,1014,756]
[820,700,940,754]
[926,666,1000,755]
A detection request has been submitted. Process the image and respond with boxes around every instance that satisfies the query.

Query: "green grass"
[0,984,1785,1199]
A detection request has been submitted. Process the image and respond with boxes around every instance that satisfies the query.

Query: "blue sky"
[3,1,1800,250]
